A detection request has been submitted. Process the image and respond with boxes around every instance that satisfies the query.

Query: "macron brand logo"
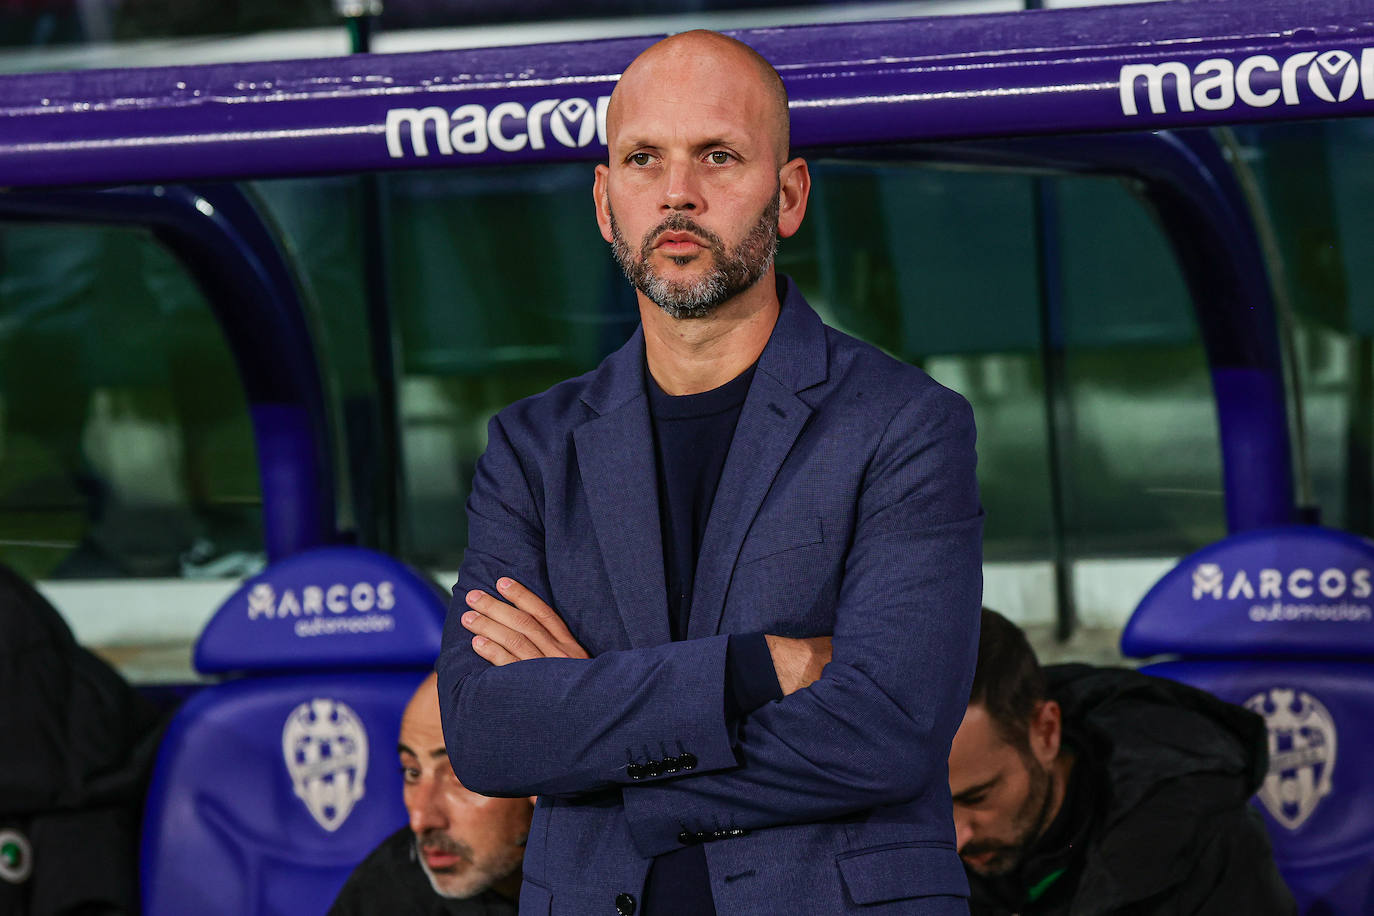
[1120,48,1374,116]
[385,95,612,158]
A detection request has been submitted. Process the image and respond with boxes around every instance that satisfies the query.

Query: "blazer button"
[627,763,644,780]
[711,829,728,840]
[678,752,698,770]
[661,755,680,774]
[616,892,637,915]
[678,830,696,845]
[727,827,748,838]
[694,830,711,843]
[644,760,662,778]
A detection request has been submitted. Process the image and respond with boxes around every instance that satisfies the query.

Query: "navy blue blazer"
[437,278,983,914]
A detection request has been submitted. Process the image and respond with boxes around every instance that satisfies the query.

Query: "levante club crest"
[282,698,370,831]
[1244,688,1337,831]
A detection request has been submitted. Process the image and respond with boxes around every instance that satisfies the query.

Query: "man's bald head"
[404,671,441,733]
[606,30,791,165]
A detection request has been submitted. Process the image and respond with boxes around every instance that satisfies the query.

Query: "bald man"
[437,30,982,915]
[329,674,532,915]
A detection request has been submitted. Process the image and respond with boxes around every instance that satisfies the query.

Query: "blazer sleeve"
[435,413,743,798]
[619,385,983,856]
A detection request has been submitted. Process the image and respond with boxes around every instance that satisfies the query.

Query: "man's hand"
[765,635,832,696]
[462,577,590,666]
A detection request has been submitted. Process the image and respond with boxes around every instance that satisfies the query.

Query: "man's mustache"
[418,829,472,861]
[640,213,724,258]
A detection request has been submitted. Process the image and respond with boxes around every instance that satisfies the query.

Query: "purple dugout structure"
[4,0,1371,539]
[1,0,1372,183]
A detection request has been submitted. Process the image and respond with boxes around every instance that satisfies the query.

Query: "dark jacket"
[436,278,982,913]
[969,664,1296,916]
[327,827,517,916]
[0,563,163,915]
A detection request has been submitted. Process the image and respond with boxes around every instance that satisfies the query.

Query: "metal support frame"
[0,185,338,561]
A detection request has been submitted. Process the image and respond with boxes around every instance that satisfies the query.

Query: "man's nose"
[408,780,447,834]
[954,814,974,853]
[661,158,701,211]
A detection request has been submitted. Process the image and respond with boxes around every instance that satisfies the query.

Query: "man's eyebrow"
[614,136,746,154]
[952,776,999,803]
[397,742,448,760]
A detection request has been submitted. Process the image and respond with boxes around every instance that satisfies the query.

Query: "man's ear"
[1027,699,1062,767]
[593,164,614,244]
[777,156,811,240]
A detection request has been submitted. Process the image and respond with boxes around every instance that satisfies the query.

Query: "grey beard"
[413,831,524,900]
[609,196,779,320]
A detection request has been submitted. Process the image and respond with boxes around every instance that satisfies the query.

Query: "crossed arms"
[459,577,831,696]
[435,386,981,856]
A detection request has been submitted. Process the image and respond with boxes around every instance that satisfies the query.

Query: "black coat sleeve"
[1151,807,1297,916]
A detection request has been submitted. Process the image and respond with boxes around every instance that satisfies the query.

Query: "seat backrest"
[141,547,447,916]
[1123,526,1374,914]
[1140,660,1374,913]
[1121,525,1374,660]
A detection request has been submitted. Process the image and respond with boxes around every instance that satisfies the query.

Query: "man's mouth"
[960,843,1021,875]
[654,230,708,255]
[421,846,465,871]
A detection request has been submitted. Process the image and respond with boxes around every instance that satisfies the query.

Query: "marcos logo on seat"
[1120,49,1374,116]
[385,96,611,158]
[247,581,396,619]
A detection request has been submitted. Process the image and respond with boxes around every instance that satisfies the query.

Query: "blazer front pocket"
[737,515,824,566]
[835,841,969,905]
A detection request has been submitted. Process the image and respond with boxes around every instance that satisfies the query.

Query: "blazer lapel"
[687,373,813,640]
[687,279,830,640]
[574,334,671,649]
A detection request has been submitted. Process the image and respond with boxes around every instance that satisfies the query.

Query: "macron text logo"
[1120,49,1374,116]
[385,96,612,158]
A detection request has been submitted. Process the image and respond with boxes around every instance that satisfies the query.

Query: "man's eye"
[962,794,986,806]
[400,766,420,784]
[707,151,732,165]
[628,152,654,166]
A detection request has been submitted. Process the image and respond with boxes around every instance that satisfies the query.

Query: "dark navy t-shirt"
[641,362,782,916]
[651,362,753,640]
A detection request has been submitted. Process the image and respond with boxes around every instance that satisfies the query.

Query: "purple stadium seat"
[140,547,447,916]
[1122,527,1374,914]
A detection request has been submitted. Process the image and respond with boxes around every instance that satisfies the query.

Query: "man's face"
[607,193,778,320]
[594,37,805,318]
[948,704,1057,878]
[399,685,532,899]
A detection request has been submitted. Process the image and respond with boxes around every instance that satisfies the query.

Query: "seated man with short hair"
[329,673,532,915]
[949,608,1295,915]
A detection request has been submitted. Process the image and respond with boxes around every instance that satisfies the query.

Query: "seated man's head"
[948,609,1067,878]
[400,673,533,899]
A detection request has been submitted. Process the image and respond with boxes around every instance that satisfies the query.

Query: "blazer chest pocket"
[738,515,824,566]
[836,842,969,905]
